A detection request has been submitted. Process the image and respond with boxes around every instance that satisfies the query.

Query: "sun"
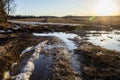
[95,0,118,16]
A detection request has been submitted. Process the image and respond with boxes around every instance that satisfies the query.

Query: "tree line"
[10,15,58,19]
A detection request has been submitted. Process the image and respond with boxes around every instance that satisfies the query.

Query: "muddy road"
[0,21,120,80]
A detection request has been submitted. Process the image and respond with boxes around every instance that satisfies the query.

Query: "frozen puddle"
[33,32,79,50]
[85,30,120,51]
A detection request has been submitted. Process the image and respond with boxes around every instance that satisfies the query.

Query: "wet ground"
[74,42,120,80]
[84,30,120,51]
[0,21,120,80]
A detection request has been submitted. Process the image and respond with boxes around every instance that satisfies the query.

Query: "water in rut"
[30,30,120,79]
[30,32,81,80]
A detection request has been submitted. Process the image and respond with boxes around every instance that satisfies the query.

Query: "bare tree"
[0,0,7,23]
[0,0,15,24]
[6,0,15,15]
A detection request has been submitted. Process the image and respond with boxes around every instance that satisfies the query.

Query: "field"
[11,16,120,24]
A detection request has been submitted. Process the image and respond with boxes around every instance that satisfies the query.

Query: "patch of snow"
[14,25,21,30]
[11,41,48,80]
[20,46,34,57]
[0,30,12,34]
[0,30,5,33]
[11,62,17,68]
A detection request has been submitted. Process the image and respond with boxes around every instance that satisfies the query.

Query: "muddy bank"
[0,23,77,34]
[0,21,120,80]
[74,40,120,80]
[1,22,120,39]
[1,34,81,80]
[0,33,55,79]
[50,47,81,80]
[1,21,120,34]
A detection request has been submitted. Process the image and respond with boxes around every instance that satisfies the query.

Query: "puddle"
[85,30,120,51]
[33,32,82,75]
[33,31,120,51]
[33,32,78,50]
[30,54,53,80]
[71,53,82,74]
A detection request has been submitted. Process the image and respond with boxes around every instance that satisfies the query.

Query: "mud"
[0,21,120,80]
[0,32,81,79]
[0,33,55,79]
[74,38,120,80]
[0,22,77,33]
[50,47,81,80]
[30,36,67,80]
[29,36,81,80]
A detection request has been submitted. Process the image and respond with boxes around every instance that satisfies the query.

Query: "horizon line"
[10,14,120,17]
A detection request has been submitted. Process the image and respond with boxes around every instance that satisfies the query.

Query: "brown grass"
[10,18,78,24]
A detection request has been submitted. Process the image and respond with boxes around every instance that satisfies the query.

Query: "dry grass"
[10,16,120,25]
[75,42,120,80]
[10,18,78,24]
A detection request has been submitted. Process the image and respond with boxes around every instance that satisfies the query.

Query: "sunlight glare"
[95,0,118,16]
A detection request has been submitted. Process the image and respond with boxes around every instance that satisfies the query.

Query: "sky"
[14,0,120,16]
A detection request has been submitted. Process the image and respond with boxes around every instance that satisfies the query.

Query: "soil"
[0,21,120,80]
[0,32,81,80]
[50,47,81,80]
[0,33,54,79]
[29,37,81,80]
[74,40,120,80]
